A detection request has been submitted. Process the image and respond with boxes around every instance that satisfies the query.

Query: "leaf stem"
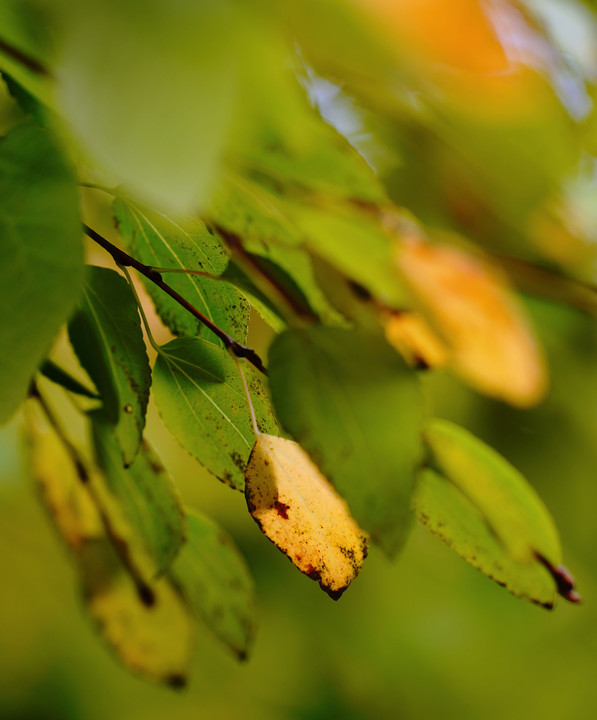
[119,265,162,355]
[83,224,268,375]
[231,352,260,437]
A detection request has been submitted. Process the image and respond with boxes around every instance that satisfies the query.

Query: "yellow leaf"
[383,311,449,370]
[395,237,548,406]
[78,539,193,688]
[25,405,194,686]
[245,435,368,599]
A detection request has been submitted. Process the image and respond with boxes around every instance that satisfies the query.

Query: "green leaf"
[413,468,558,608]
[209,179,345,326]
[2,72,50,125]
[211,169,408,309]
[55,0,241,212]
[152,337,278,491]
[114,198,249,343]
[220,261,287,332]
[91,411,186,577]
[170,510,257,660]
[25,405,193,686]
[268,326,424,555]
[39,359,99,400]
[0,2,54,106]
[423,419,561,566]
[0,120,83,424]
[68,266,151,466]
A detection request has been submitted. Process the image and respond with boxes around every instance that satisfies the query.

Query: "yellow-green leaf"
[424,419,561,566]
[25,405,194,686]
[245,434,369,599]
[413,469,559,608]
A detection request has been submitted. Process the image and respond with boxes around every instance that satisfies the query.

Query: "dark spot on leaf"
[231,451,246,472]
[167,674,187,690]
[274,500,290,519]
[123,404,133,414]
[137,582,156,607]
[305,564,321,581]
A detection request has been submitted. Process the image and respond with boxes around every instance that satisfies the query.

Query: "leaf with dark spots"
[114,198,250,344]
[268,326,423,556]
[413,468,562,608]
[245,434,368,599]
[91,412,186,579]
[169,510,257,660]
[25,405,194,684]
[153,336,277,490]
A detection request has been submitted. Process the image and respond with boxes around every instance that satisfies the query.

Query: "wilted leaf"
[79,539,193,688]
[69,266,151,466]
[25,406,194,685]
[413,468,560,607]
[0,121,83,424]
[153,337,278,490]
[91,412,186,577]
[423,419,561,566]
[114,198,249,343]
[395,237,548,406]
[170,510,257,659]
[268,326,423,555]
[245,434,368,599]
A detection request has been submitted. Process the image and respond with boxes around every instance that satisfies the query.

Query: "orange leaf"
[395,237,548,406]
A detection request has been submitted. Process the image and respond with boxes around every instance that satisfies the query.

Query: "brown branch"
[0,37,49,76]
[83,224,268,375]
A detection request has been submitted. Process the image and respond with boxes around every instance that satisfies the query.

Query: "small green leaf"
[0,121,83,424]
[152,337,278,491]
[413,468,558,608]
[170,510,257,660]
[25,406,194,686]
[209,181,344,325]
[423,419,561,566]
[91,411,186,577]
[114,198,249,343]
[39,359,99,400]
[268,326,424,556]
[68,266,151,466]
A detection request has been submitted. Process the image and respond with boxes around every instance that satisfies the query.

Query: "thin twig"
[83,224,268,375]
[214,225,316,323]
[0,36,49,76]
[490,251,597,317]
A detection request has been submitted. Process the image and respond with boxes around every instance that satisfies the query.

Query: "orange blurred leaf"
[395,237,548,406]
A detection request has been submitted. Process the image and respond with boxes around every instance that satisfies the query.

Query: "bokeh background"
[2,0,597,717]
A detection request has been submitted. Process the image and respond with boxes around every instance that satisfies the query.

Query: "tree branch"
[83,225,268,375]
[0,36,49,76]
